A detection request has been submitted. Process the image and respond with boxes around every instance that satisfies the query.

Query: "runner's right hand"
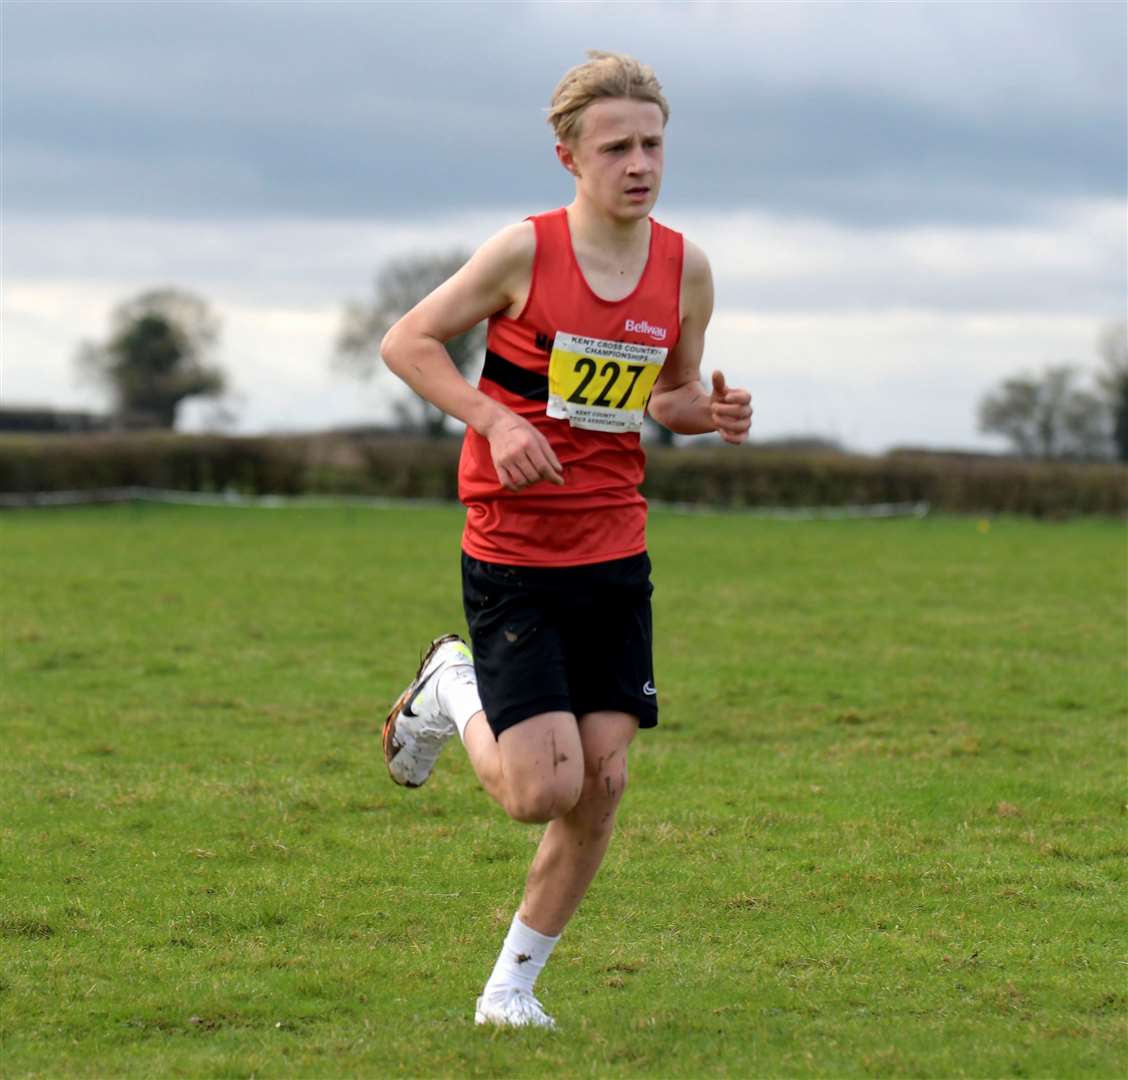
[485,412,565,491]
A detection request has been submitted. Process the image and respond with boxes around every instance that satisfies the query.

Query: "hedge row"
[642,447,1128,517]
[1,433,1124,517]
[0,433,308,496]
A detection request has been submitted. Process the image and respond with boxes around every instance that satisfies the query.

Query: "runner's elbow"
[648,383,712,435]
[379,322,406,376]
[647,391,675,430]
[381,320,446,383]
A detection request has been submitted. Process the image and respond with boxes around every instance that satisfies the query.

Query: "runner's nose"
[625,144,647,175]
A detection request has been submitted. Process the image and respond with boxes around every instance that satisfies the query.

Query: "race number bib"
[546,331,667,433]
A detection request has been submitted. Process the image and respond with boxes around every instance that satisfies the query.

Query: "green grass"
[1,504,1125,1078]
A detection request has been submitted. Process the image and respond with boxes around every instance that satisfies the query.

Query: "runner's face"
[560,99,665,220]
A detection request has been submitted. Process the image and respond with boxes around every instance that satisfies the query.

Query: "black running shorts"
[461,551,658,738]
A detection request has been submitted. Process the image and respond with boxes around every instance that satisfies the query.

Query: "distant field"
[1,505,1125,1078]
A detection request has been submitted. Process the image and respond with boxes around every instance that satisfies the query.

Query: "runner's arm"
[380,223,564,490]
[647,241,752,444]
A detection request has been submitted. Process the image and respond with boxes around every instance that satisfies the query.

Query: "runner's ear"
[555,142,580,178]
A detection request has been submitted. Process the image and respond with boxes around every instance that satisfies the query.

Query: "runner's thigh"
[462,554,573,737]
[564,555,657,727]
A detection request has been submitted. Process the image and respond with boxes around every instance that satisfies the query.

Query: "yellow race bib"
[546,331,667,433]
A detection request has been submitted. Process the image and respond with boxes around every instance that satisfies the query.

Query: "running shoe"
[383,634,472,788]
[474,988,557,1029]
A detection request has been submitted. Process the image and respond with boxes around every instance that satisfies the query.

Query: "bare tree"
[978,364,1109,461]
[76,288,225,429]
[335,252,486,437]
[1095,320,1128,462]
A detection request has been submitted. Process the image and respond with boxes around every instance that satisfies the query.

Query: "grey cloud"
[7,202,1122,318]
[2,0,1124,224]
[713,261,1125,318]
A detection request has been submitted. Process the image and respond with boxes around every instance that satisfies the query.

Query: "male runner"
[379,51,752,1028]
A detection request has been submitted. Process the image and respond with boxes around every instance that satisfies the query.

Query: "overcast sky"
[3,0,1125,452]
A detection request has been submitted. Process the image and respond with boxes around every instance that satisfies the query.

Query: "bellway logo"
[625,318,667,341]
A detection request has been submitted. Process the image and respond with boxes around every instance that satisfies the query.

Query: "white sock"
[435,663,482,742]
[482,913,560,998]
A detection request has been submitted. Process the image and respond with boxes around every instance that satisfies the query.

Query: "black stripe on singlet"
[480,349,549,401]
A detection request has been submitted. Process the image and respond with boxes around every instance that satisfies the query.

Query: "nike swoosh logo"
[643,681,657,696]
[403,667,439,717]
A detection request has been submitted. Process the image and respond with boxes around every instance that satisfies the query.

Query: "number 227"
[567,359,647,409]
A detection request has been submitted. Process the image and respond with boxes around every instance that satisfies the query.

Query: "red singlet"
[459,207,684,567]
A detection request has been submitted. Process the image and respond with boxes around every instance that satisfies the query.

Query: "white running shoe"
[474,988,557,1029]
[383,634,472,788]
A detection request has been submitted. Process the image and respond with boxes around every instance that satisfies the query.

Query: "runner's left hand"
[709,371,753,445]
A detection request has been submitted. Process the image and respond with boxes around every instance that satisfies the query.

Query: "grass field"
[1,504,1125,1078]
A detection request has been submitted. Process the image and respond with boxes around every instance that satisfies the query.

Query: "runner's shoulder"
[679,238,714,321]
[681,237,712,286]
[471,220,537,284]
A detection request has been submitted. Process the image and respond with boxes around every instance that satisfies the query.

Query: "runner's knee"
[504,773,583,823]
[495,711,584,822]
[589,757,628,805]
[571,754,628,835]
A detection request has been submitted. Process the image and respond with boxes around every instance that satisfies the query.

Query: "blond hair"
[547,50,670,144]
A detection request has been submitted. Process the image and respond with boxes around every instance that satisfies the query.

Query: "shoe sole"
[382,634,463,788]
[473,1006,556,1029]
[473,1015,555,1028]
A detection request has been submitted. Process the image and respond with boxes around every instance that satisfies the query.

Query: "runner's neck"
[565,199,651,259]
[564,201,653,302]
